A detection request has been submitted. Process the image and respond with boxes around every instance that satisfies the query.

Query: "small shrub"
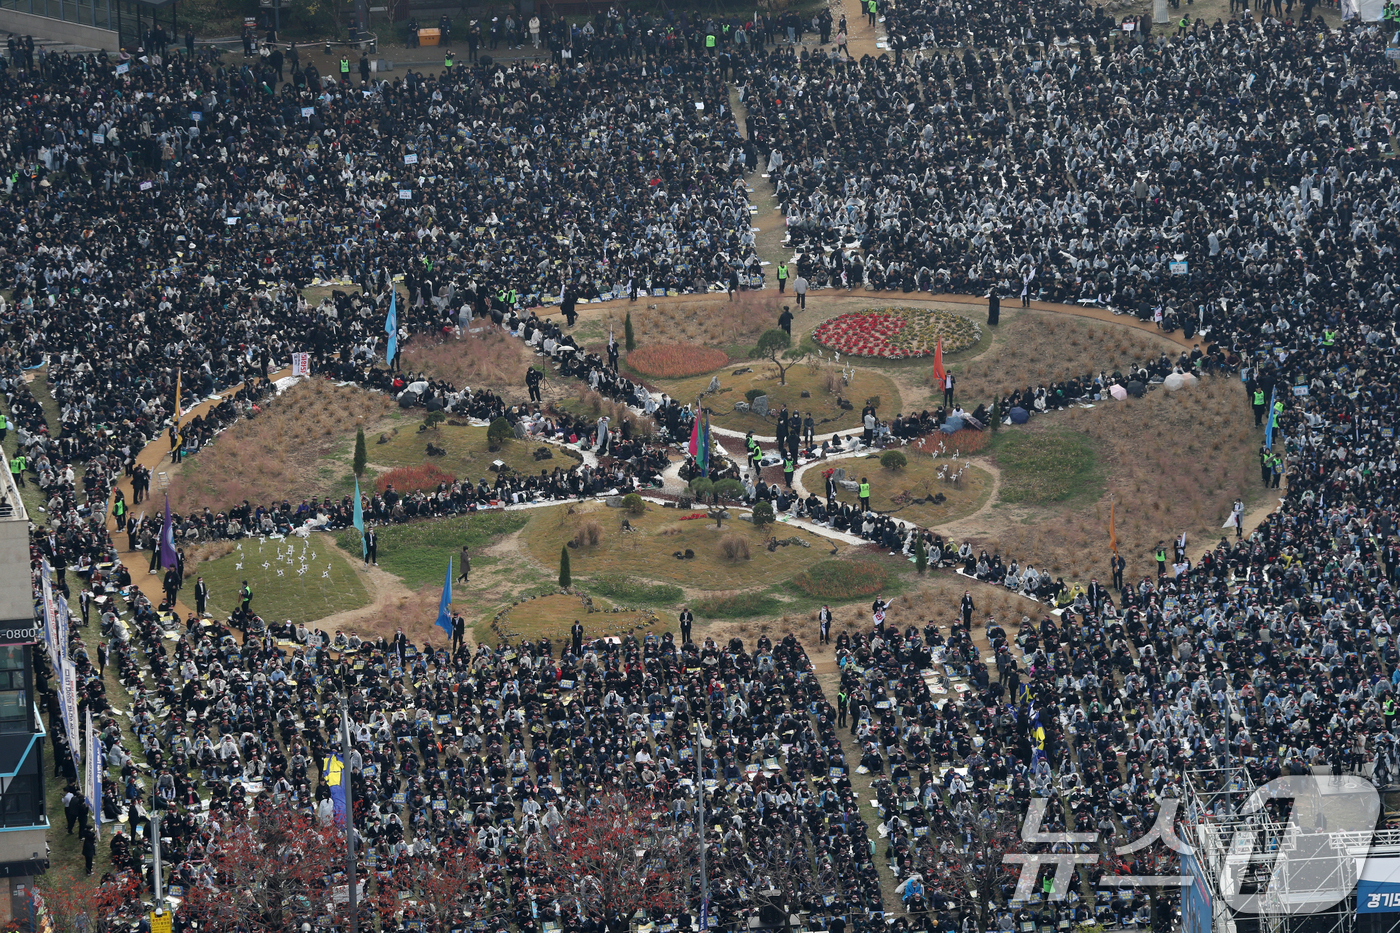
[624,312,636,351]
[719,535,752,561]
[745,388,765,404]
[690,478,715,499]
[880,450,908,471]
[353,427,368,476]
[422,410,447,431]
[914,538,928,575]
[752,501,775,527]
[790,561,889,599]
[487,417,513,447]
[622,493,646,516]
[626,343,729,379]
[571,520,604,548]
[695,591,779,618]
[713,478,745,500]
[558,546,571,588]
[375,463,456,496]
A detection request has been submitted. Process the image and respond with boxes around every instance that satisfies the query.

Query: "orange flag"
[1109,500,1118,555]
[932,338,946,386]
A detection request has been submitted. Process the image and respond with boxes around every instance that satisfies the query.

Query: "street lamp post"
[340,694,358,933]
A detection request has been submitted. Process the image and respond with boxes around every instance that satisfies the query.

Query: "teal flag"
[353,476,366,558]
[385,286,398,363]
[435,557,453,635]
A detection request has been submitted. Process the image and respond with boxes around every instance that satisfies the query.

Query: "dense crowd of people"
[5,2,1400,932]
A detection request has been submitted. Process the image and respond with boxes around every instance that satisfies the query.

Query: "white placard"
[301,107,315,118]
[115,62,129,74]
[91,133,105,145]
[225,216,239,226]
[190,112,202,122]
[139,181,154,191]
[291,352,311,377]
[398,189,412,200]
[404,153,419,164]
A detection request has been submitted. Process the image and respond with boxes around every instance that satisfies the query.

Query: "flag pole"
[340,693,358,933]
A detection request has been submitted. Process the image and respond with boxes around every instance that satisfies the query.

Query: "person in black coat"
[988,290,1000,326]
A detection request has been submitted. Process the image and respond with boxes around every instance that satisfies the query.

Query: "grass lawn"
[829,453,994,528]
[523,502,832,592]
[335,511,529,591]
[189,533,370,625]
[656,362,902,437]
[477,592,667,646]
[991,429,1102,506]
[369,423,581,488]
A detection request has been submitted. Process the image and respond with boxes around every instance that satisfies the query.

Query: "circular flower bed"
[626,343,731,379]
[812,307,982,359]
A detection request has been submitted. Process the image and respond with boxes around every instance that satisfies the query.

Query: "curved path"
[93,287,1228,633]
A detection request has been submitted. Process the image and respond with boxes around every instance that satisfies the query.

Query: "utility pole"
[340,694,358,933]
[151,811,163,902]
[696,724,708,931]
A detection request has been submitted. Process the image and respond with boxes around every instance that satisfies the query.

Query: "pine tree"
[624,312,636,351]
[353,428,368,476]
[914,536,928,575]
[559,545,572,589]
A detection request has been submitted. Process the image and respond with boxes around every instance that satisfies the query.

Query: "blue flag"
[353,476,366,559]
[385,286,398,363]
[436,556,453,635]
[1265,386,1277,449]
[159,494,178,569]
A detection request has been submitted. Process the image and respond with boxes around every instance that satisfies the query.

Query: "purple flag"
[160,494,178,569]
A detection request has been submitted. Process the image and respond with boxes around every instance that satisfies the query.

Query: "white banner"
[61,658,80,772]
[85,707,101,840]
[291,352,311,377]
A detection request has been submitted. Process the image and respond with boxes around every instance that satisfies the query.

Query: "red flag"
[932,338,946,386]
[688,410,700,457]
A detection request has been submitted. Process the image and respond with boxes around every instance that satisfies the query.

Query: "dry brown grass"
[564,388,650,437]
[957,379,1261,585]
[400,327,534,392]
[718,534,752,561]
[571,520,604,549]
[167,380,399,514]
[950,312,1180,406]
[601,291,781,350]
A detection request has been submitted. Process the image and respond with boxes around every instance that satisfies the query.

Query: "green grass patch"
[829,453,994,527]
[693,591,781,619]
[191,533,370,625]
[336,511,529,590]
[992,429,1102,505]
[584,573,684,608]
[789,560,889,600]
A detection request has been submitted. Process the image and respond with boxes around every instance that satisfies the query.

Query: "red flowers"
[812,308,981,359]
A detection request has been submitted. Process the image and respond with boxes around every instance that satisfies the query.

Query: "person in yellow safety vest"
[340,55,351,81]
[1178,14,1189,35]
[0,411,7,444]
[777,263,788,293]
[858,478,871,511]
[1252,387,1266,426]
[445,50,454,69]
[705,30,716,52]
[1155,544,1167,576]
[8,452,24,488]
[1322,328,1336,347]
[1272,397,1284,424]
[866,0,878,27]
